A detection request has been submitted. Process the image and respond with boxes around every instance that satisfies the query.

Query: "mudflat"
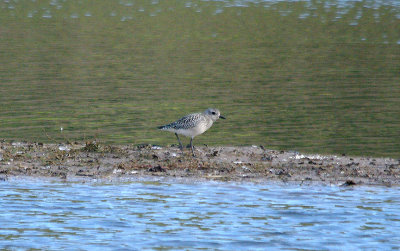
[0,141,399,186]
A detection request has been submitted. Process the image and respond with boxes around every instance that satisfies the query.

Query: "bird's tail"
[157,125,165,130]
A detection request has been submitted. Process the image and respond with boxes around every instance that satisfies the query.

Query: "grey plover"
[158,108,226,156]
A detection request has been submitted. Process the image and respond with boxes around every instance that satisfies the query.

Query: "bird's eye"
[212,112,216,115]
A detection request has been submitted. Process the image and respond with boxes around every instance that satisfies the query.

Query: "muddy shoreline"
[0,141,399,186]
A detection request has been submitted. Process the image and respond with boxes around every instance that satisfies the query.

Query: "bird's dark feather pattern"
[159,113,204,130]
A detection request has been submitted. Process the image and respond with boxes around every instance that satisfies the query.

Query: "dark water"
[0,0,399,157]
[0,178,399,250]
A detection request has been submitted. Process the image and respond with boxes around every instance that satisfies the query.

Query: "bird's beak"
[219,115,226,119]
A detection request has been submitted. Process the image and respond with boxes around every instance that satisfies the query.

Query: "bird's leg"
[175,133,183,151]
[190,137,196,157]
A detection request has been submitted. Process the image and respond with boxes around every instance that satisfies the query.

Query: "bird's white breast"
[176,118,213,138]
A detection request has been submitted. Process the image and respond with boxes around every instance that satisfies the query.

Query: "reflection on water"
[2,0,400,23]
[0,0,399,157]
[0,178,399,249]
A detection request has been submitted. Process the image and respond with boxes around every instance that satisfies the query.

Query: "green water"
[0,0,399,157]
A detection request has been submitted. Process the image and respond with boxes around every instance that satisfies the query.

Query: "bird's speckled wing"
[159,113,204,130]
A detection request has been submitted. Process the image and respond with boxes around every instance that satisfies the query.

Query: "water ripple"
[0,179,399,249]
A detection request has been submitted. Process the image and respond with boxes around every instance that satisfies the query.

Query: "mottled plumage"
[158,108,225,156]
[160,113,205,131]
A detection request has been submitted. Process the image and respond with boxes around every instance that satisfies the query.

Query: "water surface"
[0,0,399,157]
[0,178,399,249]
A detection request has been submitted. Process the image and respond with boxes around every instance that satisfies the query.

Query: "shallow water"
[0,0,399,157]
[1,178,399,250]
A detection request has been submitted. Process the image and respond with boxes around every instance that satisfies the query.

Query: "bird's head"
[204,108,226,122]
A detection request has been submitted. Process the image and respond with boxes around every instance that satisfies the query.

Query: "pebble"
[58,146,70,151]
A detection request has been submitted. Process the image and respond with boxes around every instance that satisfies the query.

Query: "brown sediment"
[0,141,399,186]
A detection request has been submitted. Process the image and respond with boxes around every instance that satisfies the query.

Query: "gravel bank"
[0,141,399,186]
